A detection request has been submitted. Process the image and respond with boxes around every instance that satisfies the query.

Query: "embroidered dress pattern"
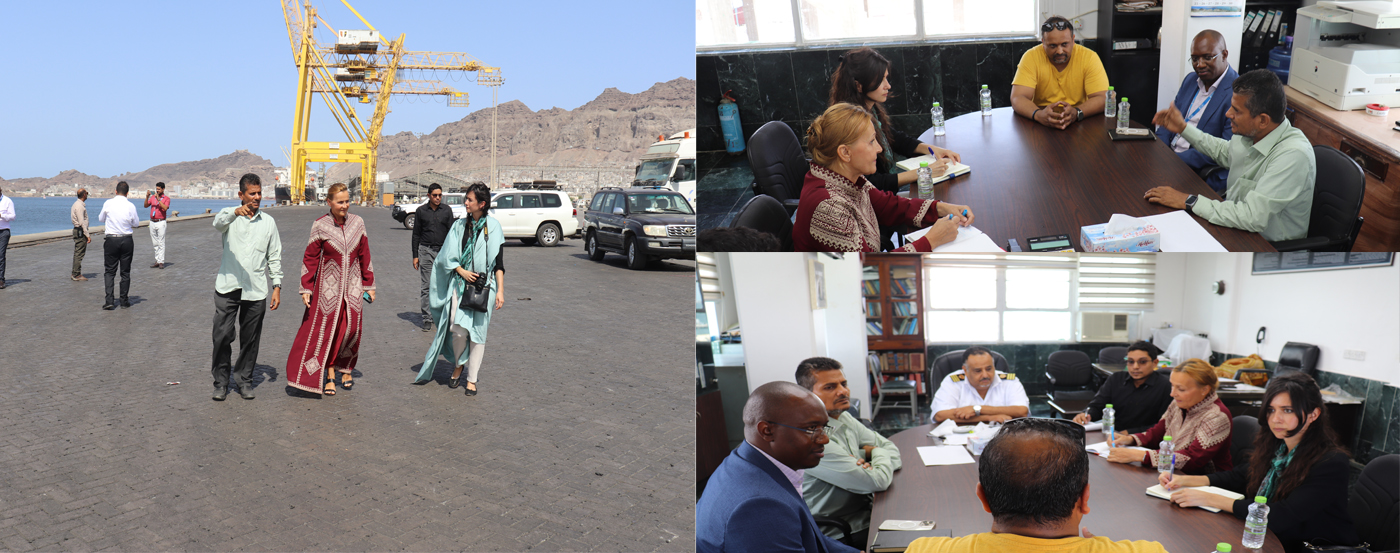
[285,213,375,394]
[1136,392,1233,474]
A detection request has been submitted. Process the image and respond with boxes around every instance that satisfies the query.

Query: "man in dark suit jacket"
[1155,30,1238,196]
[696,381,860,553]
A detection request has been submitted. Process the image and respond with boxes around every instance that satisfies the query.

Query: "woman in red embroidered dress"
[1105,359,1234,474]
[285,183,375,396]
[793,103,976,252]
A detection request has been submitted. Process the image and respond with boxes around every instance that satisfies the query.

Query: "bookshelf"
[1097,0,1163,126]
[1238,1,1300,73]
[863,254,928,395]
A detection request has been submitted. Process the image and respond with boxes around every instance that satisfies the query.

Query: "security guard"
[931,346,1030,424]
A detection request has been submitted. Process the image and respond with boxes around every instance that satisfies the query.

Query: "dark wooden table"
[911,108,1275,252]
[869,425,1285,552]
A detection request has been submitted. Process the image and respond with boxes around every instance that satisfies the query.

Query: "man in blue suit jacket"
[1155,30,1237,196]
[697,382,861,553]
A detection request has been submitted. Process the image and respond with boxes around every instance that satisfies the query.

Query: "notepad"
[903,224,1004,252]
[895,155,972,184]
[1145,484,1245,512]
[1137,211,1228,252]
[916,445,975,466]
[1086,442,1149,458]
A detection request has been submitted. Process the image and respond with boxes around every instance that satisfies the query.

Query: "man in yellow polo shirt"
[1011,16,1110,130]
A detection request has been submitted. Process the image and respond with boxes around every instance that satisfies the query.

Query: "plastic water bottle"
[1117,97,1130,131]
[1105,86,1117,117]
[1243,496,1270,549]
[917,162,934,199]
[931,102,946,136]
[1215,543,1232,553]
[1158,435,1175,476]
[1103,404,1116,449]
[980,85,992,116]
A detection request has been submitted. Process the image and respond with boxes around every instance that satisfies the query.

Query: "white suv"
[489,189,579,247]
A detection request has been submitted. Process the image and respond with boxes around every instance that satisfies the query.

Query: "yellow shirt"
[907,532,1167,553]
[1011,43,1110,107]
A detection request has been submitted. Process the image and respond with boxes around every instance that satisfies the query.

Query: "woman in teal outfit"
[416,183,505,395]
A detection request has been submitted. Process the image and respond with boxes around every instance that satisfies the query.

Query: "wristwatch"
[974,405,983,416]
[1075,107,1084,122]
[1184,194,1199,213]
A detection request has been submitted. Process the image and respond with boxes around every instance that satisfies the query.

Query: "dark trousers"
[418,244,439,318]
[211,289,267,392]
[0,228,9,281]
[103,235,134,304]
[73,228,87,277]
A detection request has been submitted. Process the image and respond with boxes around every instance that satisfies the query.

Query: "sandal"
[340,373,353,390]
[323,375,336,395]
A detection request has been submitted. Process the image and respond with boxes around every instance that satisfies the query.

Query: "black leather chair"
[928,349,1009,396]
[1046,350,1097,417]
[746,121,808,216]
[1097,346,1129,365]
[1270,145,1366,252]
[1236,341,1320,384]
[1349,454,1400,552]
[813,516,856,549]
[1230,415,1259,467]
[729,194,793,251]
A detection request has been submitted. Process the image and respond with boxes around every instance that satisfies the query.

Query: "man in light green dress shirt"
[1145,69,1315,243]
[796,357,902,546]
[209,174,282,401]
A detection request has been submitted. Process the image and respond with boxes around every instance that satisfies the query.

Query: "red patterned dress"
[285,213,375,394]
[1130,392,1234,475]
[792,163,941,252]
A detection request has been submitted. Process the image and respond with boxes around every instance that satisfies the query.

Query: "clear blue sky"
[1,1,695,179]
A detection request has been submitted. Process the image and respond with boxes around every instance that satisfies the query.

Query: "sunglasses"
[1001,417,1087,445]
[1041,20,1072,33]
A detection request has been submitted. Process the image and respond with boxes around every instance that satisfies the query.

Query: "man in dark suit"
[1155,30,1238,196]
[697,381,860,553]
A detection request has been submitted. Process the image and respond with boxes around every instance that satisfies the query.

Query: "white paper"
[916,445,976,466]
[1145,484,1245,512]
[1086,441,1111,457]
[878,519,937,531]
[940,434,970,446]
[1082,421,1104,432]
[1137,211,1228,252]
[928,418,959,437]
[904,224,1004,252]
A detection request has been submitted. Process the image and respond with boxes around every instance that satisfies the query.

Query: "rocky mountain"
[4,151,278,196]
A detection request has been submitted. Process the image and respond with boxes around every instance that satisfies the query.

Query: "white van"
[634,129,696,206]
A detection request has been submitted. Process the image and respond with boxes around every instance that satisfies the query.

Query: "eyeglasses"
[1124,357,1155,366]
[430,193,443,197]
[766,421,832,440]
[1189,53,1220,65]
[1041,20,1072,33]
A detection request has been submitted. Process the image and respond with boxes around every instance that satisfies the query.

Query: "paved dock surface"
[0,206,696,552]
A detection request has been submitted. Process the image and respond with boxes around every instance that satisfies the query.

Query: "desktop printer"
[1292,1,1400,110]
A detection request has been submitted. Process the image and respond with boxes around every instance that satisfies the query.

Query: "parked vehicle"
[392,192,467,229]
[634,129,696,205]
[583,186,695,269]
[489,188,579,247]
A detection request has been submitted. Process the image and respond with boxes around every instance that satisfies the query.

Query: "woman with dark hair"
[829,47,962,195]
[416,182,505,396]
[285,182,375,396]
[1159,372,1358,553]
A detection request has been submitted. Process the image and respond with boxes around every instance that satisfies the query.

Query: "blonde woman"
[285,183,375,396]
[793,103,974,252]
[1105,359,1234,474]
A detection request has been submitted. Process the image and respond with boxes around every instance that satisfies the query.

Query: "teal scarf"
[461,215,487,273]
[1257,443,1297,500]
[873,117,897,173]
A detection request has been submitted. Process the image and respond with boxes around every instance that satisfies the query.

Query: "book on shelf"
[863,280,880,296]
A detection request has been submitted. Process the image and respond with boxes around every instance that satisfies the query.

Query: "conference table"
[909,108,1275,252]
[869,424,1284,552]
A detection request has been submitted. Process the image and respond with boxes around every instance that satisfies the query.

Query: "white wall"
[729,253,873,417]
[1158,3,1247,112]
[1139,253,1188,339]
[1041,0,1100,40]
[1176,254,1400,386]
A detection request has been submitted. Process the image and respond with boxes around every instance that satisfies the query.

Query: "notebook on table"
[870,529,955,552]
[894,155,971,183]
[1145,484,1245,513]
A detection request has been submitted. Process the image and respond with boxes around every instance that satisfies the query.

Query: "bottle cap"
[1121,97,1128,102]
[981,84,988,88]
[933,102,940,107]
[1163,435,1171,440]
[1106,404,1113,408]
[920,162,930,167]
[1109,85,1115,90]
[1255,496,1268,503]
[1217,544,1232,552]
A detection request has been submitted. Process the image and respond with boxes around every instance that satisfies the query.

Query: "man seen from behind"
[98,181,140,309]
[0,187,15,289]
[210,173,282,401]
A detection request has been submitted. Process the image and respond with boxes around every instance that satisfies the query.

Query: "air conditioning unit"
[1080,312,1132,342]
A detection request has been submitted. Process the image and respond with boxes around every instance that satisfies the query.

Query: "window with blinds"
[922,254,1156,343]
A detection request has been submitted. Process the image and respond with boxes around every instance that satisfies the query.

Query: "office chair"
[1235,342,1320,384]
[1230,415,1259,467]
[729,194,794,251]
[1270,145,1366,252]
[868,352,917,420]
[928,349,1009,397]
[1046,350,1097,418]
[747,121,808,216]
[1349,454,1400,552]
[812,516,856,549]
[1097,346,1129,365]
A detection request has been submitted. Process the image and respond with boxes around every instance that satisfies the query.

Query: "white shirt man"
[98,194,139,236]
[931,350,1030,424]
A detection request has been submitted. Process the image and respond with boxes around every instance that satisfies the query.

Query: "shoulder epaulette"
[950,374,966,383]
[999,373,1017,380]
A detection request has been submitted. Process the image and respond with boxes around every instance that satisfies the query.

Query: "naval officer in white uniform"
[931,346,1030,424]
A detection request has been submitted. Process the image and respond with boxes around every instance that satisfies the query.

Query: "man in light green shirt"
[1145,69,1315,242]
[796,357,902,546]
[210,174,282,401]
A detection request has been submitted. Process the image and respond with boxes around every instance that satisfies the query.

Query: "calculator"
[1026,234,1076,252]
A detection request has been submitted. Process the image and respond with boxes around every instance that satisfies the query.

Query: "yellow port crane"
[281,0,503,204]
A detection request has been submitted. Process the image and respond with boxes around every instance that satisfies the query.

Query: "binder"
[1253,10,1278,47]
[1243,9,1265,45]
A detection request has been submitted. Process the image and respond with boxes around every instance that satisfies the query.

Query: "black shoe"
[465,384,478,396]
[120,299,131,309]
[449,376,460,389]
[102,303,116,310]
[0,280,6,289]
[422,321,433,333]
[238,388,255,400]
[212,389,228,401]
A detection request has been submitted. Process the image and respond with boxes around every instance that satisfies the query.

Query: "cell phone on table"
[362,291,373,303]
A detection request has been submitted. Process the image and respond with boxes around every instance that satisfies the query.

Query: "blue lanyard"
[1185,86,1213,123]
